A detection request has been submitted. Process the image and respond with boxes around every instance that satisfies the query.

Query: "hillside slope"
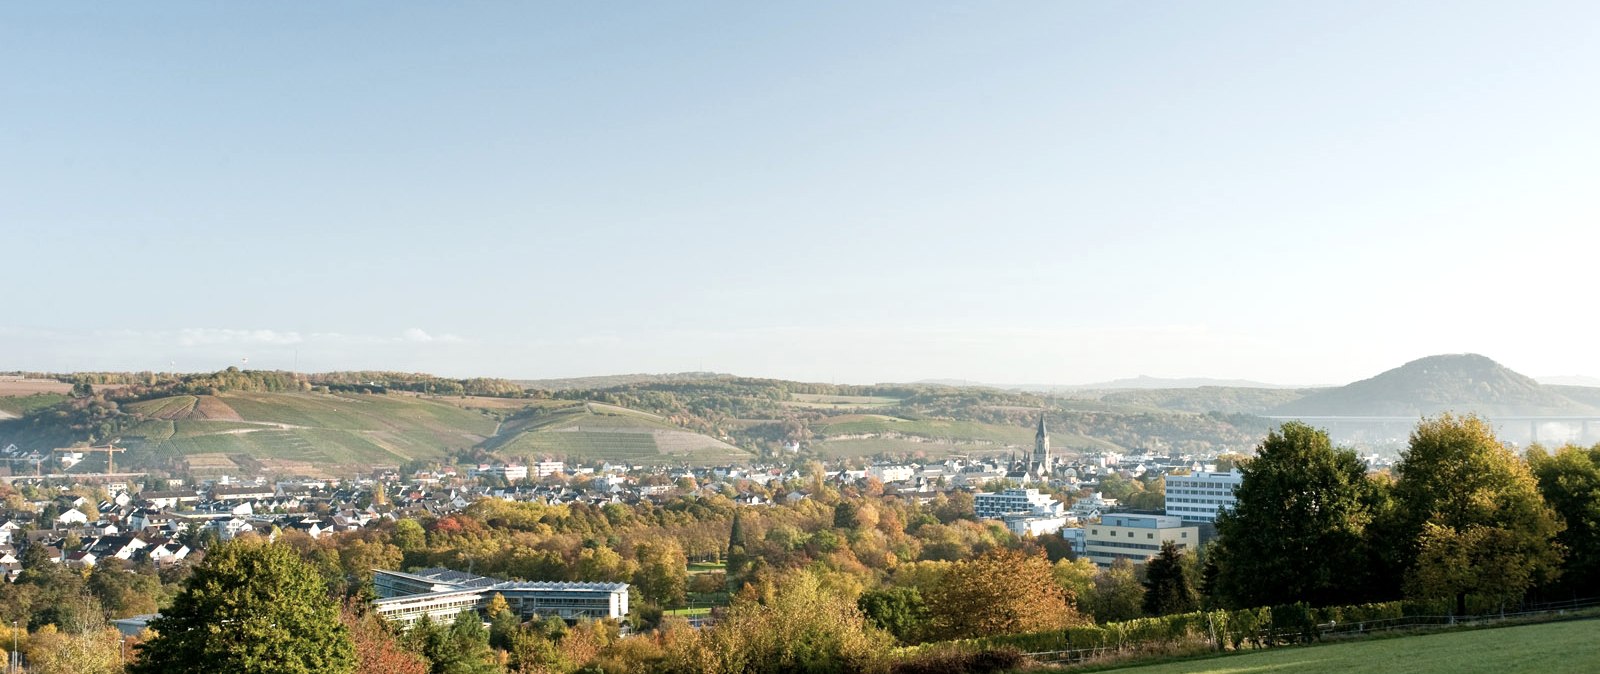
[487,402,752,465]
[1270,354,1599,417]
[120,391,503,470]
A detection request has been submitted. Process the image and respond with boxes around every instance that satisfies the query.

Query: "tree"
[1210,422,1383,608]
[856,586,929,644]
[342,603,429,674]
[923,549,1084,640]
[391,519,427,553]
[1086,559,1143,623]
[1391,415,1564,615]
[19,623,123,674]
[663,569,892,674]
[130,539,355,674]
[1527,444,1600,596]
[1141,541,1199,616]
[405,612,498,674]
[634,539,689,608]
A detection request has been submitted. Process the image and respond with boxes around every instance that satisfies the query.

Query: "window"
[1181,532,1189,538]
[1147,533,1154,539]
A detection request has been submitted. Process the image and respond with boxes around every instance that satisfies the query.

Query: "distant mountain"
[1269,354,1600,417]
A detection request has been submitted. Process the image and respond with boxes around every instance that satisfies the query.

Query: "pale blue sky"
[3,2,1597,384]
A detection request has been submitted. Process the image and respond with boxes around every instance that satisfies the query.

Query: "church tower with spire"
[1031,413,1053,478]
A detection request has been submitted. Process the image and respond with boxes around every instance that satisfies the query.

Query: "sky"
[3,2,1598,386]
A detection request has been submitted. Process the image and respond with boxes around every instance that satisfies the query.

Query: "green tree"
[1211,422,1383,607]
[130,539,355,674]
[1391,415,1564,615]
[1527,444,1600,596]
[856,586,928,644]
[1086,559,1144,623]
[1141,541,1198,616]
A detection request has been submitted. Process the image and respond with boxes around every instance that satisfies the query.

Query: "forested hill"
[1269,354,1600,417]
[0,370,1273,473]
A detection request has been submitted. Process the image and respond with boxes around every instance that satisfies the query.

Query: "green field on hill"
[488,403,752,465]
[1076,619,1600,674]
[119,391,504,466]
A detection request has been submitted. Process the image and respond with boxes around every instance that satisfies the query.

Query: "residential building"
[1164,470,1242,523]
[1069,492,1118,519]
[974,488,1063,519]
[1084,514,1198,567]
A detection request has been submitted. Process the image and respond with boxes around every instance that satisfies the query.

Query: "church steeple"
[1032,412,1052,478]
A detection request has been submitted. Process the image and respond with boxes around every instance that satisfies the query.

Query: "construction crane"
[54,442,126,473]
[0,454,46,476]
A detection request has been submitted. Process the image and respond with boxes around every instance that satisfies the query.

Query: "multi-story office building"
[373,567,629,626]
[1083,514,1198,567]
[1164,470,1242,523]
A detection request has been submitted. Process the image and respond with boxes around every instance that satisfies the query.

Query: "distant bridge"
[1262,416,1600,445]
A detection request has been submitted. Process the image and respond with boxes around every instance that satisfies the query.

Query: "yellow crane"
[54,442,127,473]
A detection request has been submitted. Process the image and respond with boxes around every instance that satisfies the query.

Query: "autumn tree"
[342,603,429,674]
[131,539,355,674]
[1141,541,1199,616]
[1391,415,1564,615]
[924,549,1084,640]
[633,539,689,607]
[663,569,891,674]
[19,623,123,674]
[1210,422,1384,607]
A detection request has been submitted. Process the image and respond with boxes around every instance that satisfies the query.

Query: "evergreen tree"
[1141,541,1199,616]
[130,539,355,674]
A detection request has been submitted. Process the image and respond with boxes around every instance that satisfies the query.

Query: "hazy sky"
[4,2,1598,385]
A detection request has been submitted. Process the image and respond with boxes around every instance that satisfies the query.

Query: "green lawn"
[1074,619,1600,674]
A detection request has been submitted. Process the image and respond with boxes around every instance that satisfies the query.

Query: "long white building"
[373,568,629,626]
[1164,470,1242,523]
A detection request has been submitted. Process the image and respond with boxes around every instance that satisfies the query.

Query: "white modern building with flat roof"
[977,488,1069,537]
[373,567,628,626]
[1164,470,1242,523]
[1084,514,1198,567]
[975,488,1063,519]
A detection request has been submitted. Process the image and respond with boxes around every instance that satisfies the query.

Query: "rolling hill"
[117,391,503,474]
[1269,354,1600,417]
[484,401,752,465]
[0,388,752,474]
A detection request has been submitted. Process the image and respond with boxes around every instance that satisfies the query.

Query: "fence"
[1014,597,1600,666]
